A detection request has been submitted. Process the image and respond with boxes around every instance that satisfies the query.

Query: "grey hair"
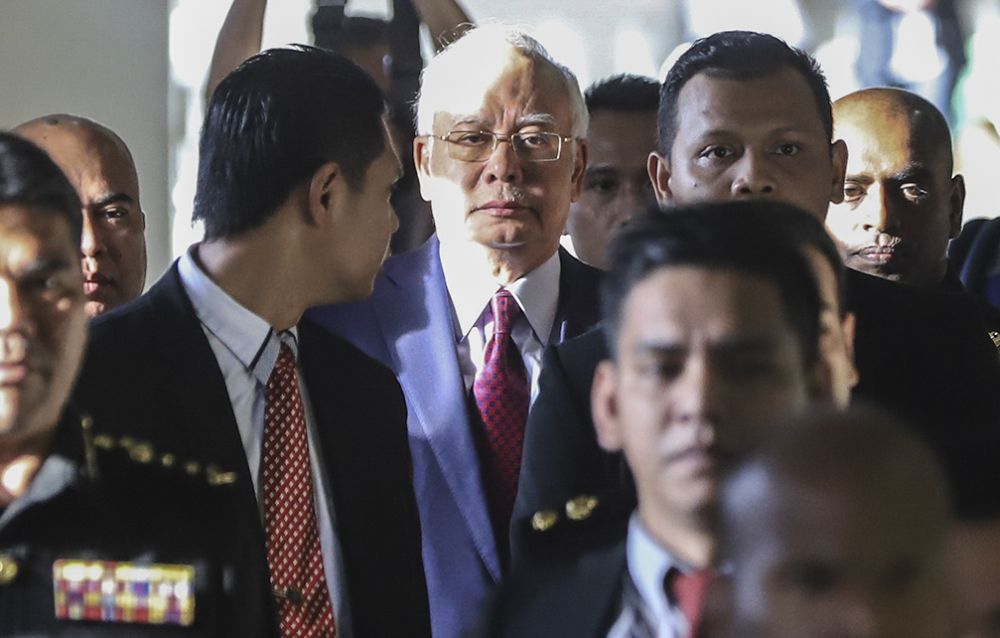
[415,24,589,139]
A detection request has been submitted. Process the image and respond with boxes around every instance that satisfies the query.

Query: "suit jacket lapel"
[571,540,627,637]
[550,249,602,344]
[145,264,257,491]
[529,539,625,637]
[374,239,501,580]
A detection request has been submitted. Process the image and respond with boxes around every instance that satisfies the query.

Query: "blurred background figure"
[854,0,965,125]
[682,0,806,45]
[205,0,472,255]
[13,115,147,317]
[563,74,658,270]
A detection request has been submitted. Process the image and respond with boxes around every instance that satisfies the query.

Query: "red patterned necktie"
[665,568,714,638]
[262,343,336,637]
[473,289,530,533]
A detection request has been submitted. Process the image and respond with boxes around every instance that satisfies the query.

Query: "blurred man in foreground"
[715,407,954,638]
[0,131,274,636]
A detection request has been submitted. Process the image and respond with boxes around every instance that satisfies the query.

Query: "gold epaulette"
[530,494,601,533]
[79,413,238,487]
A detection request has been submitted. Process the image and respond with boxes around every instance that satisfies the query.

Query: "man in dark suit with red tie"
[477,203,832,638]
[73,46,430,637]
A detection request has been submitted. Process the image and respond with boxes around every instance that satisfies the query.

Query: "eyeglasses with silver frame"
[432,130,574,162]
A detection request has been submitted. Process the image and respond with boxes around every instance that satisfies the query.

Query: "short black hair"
[585,74,660,114]
[601,200,823,367]
[0,132,82,242]
[194,45,386,240]
[658,31,833,155]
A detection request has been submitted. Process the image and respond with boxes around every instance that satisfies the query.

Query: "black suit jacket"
[474,503,629,638]
[73,264,431,638]
[513,269,1000,551]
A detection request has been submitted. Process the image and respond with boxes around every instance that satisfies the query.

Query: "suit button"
[0,554,19,585]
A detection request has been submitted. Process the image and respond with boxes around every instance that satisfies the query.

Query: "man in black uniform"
[514,31,1000,553]
[0,132,275,636]
[477,204,829,638]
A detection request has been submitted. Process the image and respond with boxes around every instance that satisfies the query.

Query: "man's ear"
[413,136,433,202]
[948,174,966,239]
[829,139,848,205]
[648,151,673,206]
[306,161,343,226]
[592,359,624,452]
[569,139,589,202]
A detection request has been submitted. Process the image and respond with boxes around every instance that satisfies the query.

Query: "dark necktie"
[665,567,713,638]
[473,289,530,533]
[262,344,336,637]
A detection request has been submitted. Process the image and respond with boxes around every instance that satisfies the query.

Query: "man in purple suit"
[308,24,601,638]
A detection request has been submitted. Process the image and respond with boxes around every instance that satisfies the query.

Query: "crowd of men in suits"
[2,17,1000,638]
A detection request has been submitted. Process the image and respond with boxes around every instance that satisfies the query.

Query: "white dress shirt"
[177,248,353,636]
[607,515,691,638]
[439,245,562,404]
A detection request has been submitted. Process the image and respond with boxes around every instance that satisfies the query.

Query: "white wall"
[0,0,170,288]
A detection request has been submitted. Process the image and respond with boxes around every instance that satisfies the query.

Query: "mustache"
[492,188,531,205]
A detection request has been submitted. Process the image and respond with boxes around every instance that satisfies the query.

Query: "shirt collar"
[0,411,81,529]
[626,514,686,628]
[439,243,561,343]
[178,246,298,385]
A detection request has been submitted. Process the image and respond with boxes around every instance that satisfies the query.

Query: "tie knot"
[272,343,296,376]
[490,289,522,335]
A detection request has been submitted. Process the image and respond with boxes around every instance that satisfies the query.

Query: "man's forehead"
[587,110,657,159]
[837,114,944,175]
[17,122,139,197]
[675,69,826,138]
[436,110,558,130]
[428,54,568,130]
[0,206,77,266]
[623,267,789,334]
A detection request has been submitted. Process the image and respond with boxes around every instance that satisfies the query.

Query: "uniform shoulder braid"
[0,411,270,635]
[78,412,240,489]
